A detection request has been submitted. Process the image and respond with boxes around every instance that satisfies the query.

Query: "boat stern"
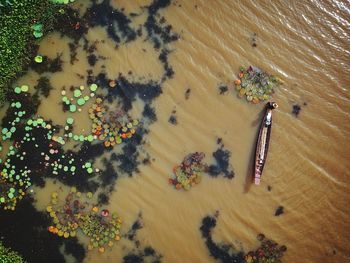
[254,177,261,185]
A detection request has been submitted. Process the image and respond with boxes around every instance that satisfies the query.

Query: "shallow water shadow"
[243,106,266,193]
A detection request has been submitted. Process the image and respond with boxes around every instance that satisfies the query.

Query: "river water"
[1,0,350,262]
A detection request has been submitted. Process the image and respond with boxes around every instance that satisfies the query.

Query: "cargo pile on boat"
[169,152,206,190]
[234,66,282,104]
[47,187,122,253]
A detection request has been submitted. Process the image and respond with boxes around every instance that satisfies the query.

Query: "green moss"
[0,0,58,104]
[0,242,25,263]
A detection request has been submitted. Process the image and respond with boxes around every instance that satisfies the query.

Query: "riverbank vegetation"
[0,0,59,104]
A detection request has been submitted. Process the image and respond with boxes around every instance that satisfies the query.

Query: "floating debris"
[292,104,301,117]
[169,152,206,190]
[218,85,228,95]
[274,206,284,216]
[185,88,191,99]
[47,188,122,252]
[234,66,282,104]
[250,32,258,47]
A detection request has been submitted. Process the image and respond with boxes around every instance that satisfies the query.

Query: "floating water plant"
[34,55,43,63]
[89,97,138,148]
[244,234,287,263]
[47,188,122,252]
[0,84,99,210]
[0,241,25,263]
[31,23,43,39]
[61,84,98,113]
[50,0,75,4]
[169,152,206,190]
[234,66,283,104]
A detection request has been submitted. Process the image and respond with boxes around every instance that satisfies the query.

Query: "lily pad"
[33,31,43,38]
[34,55,43,63]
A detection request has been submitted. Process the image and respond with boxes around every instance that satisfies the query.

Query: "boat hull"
[254,102,277,185]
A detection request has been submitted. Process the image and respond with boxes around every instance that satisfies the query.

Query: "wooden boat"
[254,102,278,185]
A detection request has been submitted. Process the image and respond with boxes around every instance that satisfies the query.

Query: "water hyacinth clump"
[234,66,283,104]
[89,97,139,148]
[47,187,122,253]
[81,209,122,253]
[169,152,206,190]
[244,234,287,263]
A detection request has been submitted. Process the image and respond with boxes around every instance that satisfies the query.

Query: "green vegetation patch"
[0,241,26,263]
[0,0,57,104]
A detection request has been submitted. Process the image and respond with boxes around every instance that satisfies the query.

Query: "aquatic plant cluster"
[0,0,60,103]
[200,214,287,263]
[169,140,235,190]
[0,84,99,209]
[47,187,122,253]
[244,234,287,263]
[234,66,282,104]
[1,0,179,261]
[169,152,206,190]
[0,241,25,263]
[88,98,139,147]
[0,0,289,262]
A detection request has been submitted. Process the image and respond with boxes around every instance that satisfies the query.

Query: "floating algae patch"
[200,214,287,263]
[200,214,245,263]
[169,152,206,191]
[234,66,283,104]
[30,53,63,74]
[97,74,163,112]
[144,0,179,49]
[83,0,137,44]
[208,139,235,179]
[142,104,157,123]
[53,5,88,41]
[0,83,108,209]
[125,212,143,241]
[34,76,54,98]
[46,187,122,253]
[109,126,147,176]
[0,241,25,263]
[122,214,162,263]
[0,196,85,263]
[123,246,162,263]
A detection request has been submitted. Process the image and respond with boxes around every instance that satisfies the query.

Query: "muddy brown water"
[1,0,350,262]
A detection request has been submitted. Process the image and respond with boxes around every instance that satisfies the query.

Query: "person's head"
[268,102,278,109]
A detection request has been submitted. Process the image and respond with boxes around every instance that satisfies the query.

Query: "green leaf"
[31,23,43,31]
[34,55,43,63]
[33,31,43,38]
